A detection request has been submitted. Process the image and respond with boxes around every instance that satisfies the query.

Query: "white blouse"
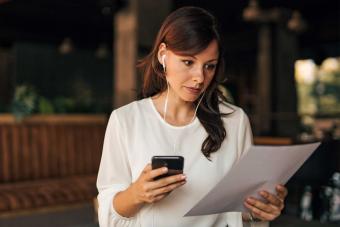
[96,97,269,227]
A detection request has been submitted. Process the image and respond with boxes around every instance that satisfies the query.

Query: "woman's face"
[159,39,219,102]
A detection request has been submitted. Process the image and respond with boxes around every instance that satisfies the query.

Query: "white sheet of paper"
[185,142,321,216]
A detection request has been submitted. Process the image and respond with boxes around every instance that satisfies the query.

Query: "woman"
[97,6,287,227]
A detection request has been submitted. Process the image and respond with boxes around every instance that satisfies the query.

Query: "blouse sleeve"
[238,110,269,227]
[96,111,139,227]
[237,109,254,159]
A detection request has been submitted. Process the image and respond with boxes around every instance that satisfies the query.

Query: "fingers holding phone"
[129,158,185,205]
[150,155,186,196]
[150,170,186,191]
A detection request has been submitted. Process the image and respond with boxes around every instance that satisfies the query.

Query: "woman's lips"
[184,86,201,95]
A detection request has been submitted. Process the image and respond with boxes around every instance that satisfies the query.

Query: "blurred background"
[0,0,339,226]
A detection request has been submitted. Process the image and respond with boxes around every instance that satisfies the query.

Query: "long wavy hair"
[138,6,232,160]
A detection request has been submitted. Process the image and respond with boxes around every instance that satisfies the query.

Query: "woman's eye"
[182,60,193,66]
[205,64,216,71]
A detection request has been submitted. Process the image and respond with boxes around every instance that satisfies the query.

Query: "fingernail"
[181,175,186,180]
[163,167,168,172]
[260,191,267,196]
[247,198,254,203]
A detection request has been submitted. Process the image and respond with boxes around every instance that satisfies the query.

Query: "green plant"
[11,85,38,121]
[53,96,75,113]
[38,97,54,114]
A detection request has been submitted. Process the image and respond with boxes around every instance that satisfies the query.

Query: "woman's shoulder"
[111,98,149,120]
[219,102,251,132]
[219,101,247,117]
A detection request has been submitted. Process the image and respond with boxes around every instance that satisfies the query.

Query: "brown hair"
[138,6,231,160]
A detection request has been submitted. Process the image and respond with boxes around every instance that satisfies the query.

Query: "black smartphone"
[151,156,184,180]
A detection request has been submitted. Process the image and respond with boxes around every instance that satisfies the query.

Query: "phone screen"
[151,156,184,180]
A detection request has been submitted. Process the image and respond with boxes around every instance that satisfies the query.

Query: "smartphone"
[151,156,184,180]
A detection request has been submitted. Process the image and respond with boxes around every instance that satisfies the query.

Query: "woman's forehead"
[170,40,219,60]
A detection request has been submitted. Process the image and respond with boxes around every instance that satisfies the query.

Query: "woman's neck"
[152,90,195,126]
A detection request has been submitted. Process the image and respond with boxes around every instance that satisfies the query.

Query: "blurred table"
[271,215,338,227]
[0,203,98,227]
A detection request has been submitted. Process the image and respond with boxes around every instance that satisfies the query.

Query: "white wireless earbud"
[161,55,166,72]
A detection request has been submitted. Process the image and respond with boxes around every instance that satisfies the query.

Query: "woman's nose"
[192,67,204,83]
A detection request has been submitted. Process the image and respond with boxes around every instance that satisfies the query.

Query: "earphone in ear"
[161,55,166,72]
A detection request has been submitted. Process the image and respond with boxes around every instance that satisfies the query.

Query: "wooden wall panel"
[0,114,106,182]
[21,125,31,180]
[58,125,68,177]
[0,115,106,212]
[11,125,20,181]
[40,125,49,178]
[49,125,59,177]
[1,127,10,182]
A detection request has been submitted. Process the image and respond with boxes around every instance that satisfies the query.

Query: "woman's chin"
[180,94,201,102]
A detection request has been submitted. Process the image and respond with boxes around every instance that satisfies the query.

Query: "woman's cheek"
[204,74,214,86]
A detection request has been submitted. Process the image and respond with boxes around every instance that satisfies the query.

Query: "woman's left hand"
[244,184,288,221]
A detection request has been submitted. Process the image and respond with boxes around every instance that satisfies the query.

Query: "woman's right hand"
[128,164,186,205]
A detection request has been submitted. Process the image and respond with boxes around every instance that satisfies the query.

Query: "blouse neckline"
[147,97,199,130]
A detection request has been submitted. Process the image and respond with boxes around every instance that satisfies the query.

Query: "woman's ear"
[157,42,167,66]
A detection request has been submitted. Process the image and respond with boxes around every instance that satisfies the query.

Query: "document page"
[185,142,320,216]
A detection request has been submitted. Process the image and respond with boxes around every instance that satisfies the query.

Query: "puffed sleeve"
[96,111,140,227]
[238,110,269,227]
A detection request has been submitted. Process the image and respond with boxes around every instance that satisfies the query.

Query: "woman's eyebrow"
[179,54,196,59]
[206,58,218,63]
[180,55,218,62]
